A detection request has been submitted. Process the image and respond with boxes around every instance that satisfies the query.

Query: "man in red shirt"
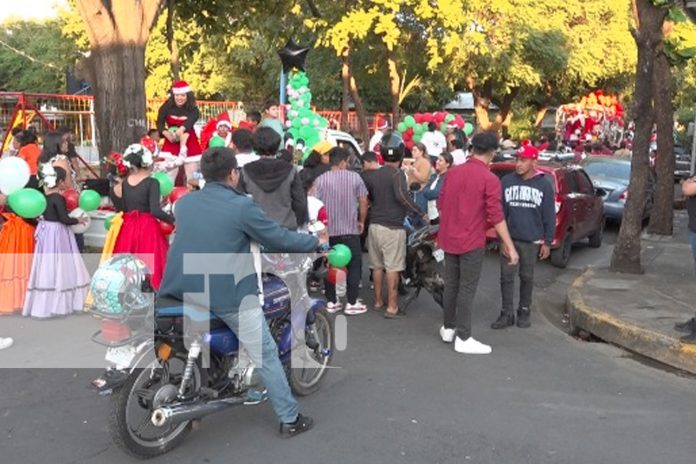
[438,132,519,354]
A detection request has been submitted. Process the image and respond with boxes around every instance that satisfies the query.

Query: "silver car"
[581,156,653,222]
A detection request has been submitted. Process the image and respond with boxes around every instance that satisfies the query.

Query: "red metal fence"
[1,92,392,155]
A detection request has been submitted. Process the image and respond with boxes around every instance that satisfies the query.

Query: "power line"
[0,36,61,70]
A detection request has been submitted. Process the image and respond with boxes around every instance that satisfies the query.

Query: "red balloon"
[414,114,424,124]
[159,221,175,236]
[422,113,434,123]
[168,186,189,204]
[326,267,346,285]
[62,189,79,211]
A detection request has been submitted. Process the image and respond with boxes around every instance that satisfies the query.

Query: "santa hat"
[376,117,389,130]
[171,80,192,95]
[215,111,232,129]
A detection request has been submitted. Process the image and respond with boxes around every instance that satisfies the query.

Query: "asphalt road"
[1,229,695,464]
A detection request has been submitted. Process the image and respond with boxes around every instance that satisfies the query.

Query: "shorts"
[367,224,407,272]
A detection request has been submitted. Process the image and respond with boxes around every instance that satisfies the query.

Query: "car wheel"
[550,234,572,268]
[588,218,604,248]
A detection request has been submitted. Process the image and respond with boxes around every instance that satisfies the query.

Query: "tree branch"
[305,0,322,18]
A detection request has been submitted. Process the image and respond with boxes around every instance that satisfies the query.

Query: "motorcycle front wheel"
[109,357,201,459]
[288,308,334,396]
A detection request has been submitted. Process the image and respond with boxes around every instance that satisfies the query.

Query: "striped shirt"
[314,169,368,237]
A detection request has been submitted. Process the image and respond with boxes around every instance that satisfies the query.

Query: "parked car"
[674,145,692,181]
[488,162,605,268]
[581,156,653,222]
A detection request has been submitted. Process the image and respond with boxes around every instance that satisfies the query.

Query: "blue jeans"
[216,307,299,423]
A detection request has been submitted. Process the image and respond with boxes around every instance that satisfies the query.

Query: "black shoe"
[674,317,696,333]
[517,308,531,328]
[680,331,696,345]
[491,312,515,329]
[279,414,314,438]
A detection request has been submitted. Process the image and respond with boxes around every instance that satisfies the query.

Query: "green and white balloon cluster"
[284,70,329,158]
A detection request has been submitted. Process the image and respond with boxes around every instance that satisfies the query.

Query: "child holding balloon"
[22,165,90,319]
[112,144,174,289]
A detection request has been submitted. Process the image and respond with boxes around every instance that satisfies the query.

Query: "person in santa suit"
[156,80,203,182]
[215,119,233,147]
[368,118,389,152]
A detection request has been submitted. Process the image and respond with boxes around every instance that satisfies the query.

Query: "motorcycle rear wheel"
[109,358,200,459]
[288,308,334,396]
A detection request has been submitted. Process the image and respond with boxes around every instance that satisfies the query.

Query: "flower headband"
[38,163,58,189]
[123,144,154,169]
[104,152,129,177]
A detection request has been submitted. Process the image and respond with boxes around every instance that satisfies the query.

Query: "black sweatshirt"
[363,166,423,229]
[501,172,555,245]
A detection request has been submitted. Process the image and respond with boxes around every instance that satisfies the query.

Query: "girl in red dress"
[112,144,174,289]
[156,80,203,183]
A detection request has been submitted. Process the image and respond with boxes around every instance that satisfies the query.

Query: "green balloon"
[464,122,474,136]
[319,119,328,128]
[209,136,226,148]
[299,125,316,140]
[445,113,456,123]
[104,214,115,231]
[440,122,448,133]
[414,124,424,135]
[328,244,352,268]
[152,172,174,197]
[404,116,416,128]
[397,122,407,133]
[79,189,101,212]
[292,118,302,128]
[414,134,422,143]
[8,188,47,219]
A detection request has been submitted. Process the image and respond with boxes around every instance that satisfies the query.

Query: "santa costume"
[368,117,389,152]
[156,81,203,181]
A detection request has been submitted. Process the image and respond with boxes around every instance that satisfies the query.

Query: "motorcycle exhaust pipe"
[151,396,248,427]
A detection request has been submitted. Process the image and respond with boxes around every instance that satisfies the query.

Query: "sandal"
[383,309,403,319]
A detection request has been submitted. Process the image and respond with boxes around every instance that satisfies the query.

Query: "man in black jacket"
[492,145,555,329]
[238,127,307,229]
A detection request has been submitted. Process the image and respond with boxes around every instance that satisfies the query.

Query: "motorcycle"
[401,219,445,310]
[88,251,332,459]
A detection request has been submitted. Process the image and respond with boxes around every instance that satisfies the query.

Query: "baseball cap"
[313,140,333,156]
[517,145,540,160]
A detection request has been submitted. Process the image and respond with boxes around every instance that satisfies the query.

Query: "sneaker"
[439,326,455,343]
[326,302,343,314]
[0,337,13,350]
[344,300,368,315]
[680,331,696,345]
[454,336,492,354]
[675,317,696,333]
[491,312,515,330]
[279,414,314,438]
[516,308,531,328]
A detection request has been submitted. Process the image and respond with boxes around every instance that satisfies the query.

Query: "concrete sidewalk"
[567,211,696,374]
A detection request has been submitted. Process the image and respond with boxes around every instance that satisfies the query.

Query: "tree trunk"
[348,61,369,145]
[84,44,149,168]
[496,88,519,137]
[166,0,180,81]
[386,47,400,125]
[647,49,675,235]
[75,0,163,163]
[340,46,351,131]
[468,77,494,132]
[610,0,666,274]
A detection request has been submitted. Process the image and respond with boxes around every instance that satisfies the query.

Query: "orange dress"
[18,143,41,176]
[0,212,36,314]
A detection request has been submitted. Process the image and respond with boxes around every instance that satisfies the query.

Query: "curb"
[566,269,696,375]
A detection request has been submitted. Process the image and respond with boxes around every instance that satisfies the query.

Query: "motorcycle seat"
[155,306,228,330]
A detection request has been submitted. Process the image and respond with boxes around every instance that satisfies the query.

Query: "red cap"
[517,145,539,160]
[171,80,192,95]
[376,117,389,130]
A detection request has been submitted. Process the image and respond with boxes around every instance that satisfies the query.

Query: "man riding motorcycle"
[158,146,328,438]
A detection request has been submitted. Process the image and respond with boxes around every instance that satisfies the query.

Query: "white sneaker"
[454,336,492,354]
[0,337,14,350]
[439,326,455,343]
[326,302,343,314]
[344,300,367,315]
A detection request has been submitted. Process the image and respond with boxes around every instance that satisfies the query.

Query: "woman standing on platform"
[112,144,174,289]
[22,165,90,319]
[156,80,203,183]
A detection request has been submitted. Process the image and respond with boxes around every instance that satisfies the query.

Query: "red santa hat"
[216,112,232,128]
[171,80,192,95]
[376,117,389,130]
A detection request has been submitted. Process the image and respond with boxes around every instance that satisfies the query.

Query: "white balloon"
[69,208,91,234]
[0,157,31,195]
